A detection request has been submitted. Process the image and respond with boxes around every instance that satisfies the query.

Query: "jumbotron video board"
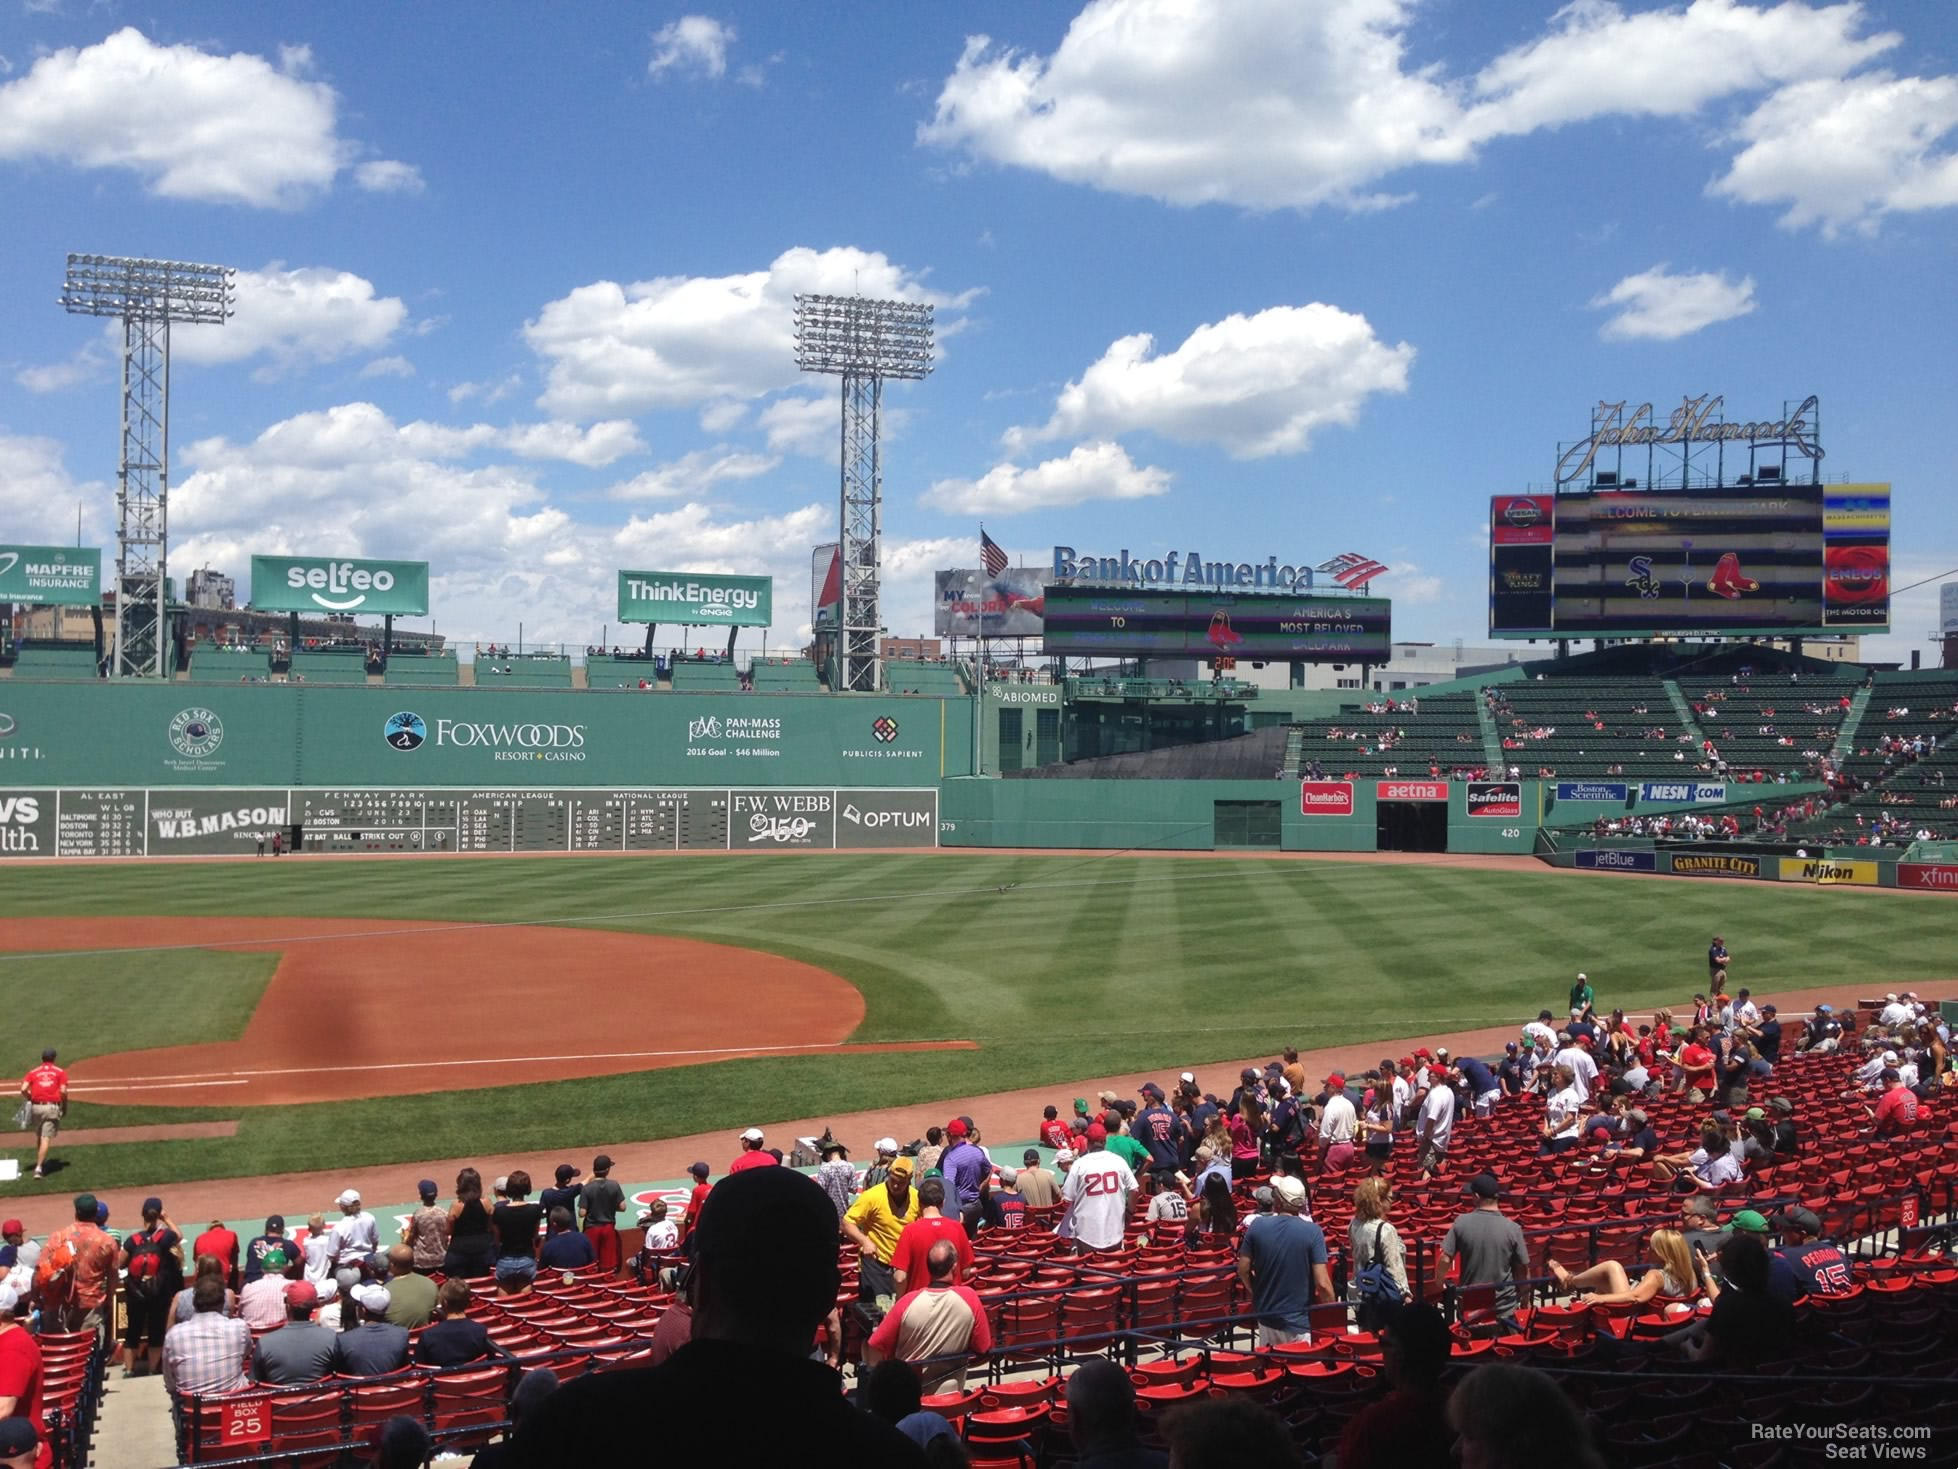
[1489,482,1890,638]
[1042,586,1391,660]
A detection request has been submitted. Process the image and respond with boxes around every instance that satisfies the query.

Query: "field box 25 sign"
[217,1397,271,1446]
[1300,780,1354,817]
[251,556,430,616]
[618,570,772,628]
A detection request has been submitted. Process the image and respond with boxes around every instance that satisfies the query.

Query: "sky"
[0,0,1953,663]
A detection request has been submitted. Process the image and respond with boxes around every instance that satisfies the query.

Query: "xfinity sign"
[618,570,772,628]
[251,555,430,616]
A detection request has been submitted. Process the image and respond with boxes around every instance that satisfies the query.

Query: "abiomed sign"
[251,556,430,616]
[618,571,772,627]
[0,545,101,606]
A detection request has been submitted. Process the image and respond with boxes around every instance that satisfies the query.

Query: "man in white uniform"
[1059,1123,1135,1255]
[1414,1068,1456,1179]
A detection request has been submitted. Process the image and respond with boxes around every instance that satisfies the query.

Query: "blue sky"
[1,0,1952,660]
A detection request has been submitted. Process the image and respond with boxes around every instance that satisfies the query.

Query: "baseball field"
[2,850,1952,1198]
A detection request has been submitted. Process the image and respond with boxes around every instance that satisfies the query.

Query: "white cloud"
[698,399,748,434]
[189,402,642,475]
[1591,264,1758,341]
[14,341,108,393]
[353,159,425,194]
[922,441,1170,515]
[758,390,837,456]
[920,0,1904,216]
[0,27,388,207]
[1009,304,1413,459]
[171,265,408,375]
[449,373,522,405]
[358,355,416,379]
[1712,73,1958,235]
[606,448,779,501]
[497,420,647,468]
[523,246,972,420]
[0,434,109,546]
[650,16,734,80]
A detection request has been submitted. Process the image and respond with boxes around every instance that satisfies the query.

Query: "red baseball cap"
[1575,1035,1593,1048]
[285,1281,319,1310]
[946,1118,969,1137]
[1413,1048,1433,1060]
[1325,1074,1346,1089]
[1085,1122,1108,1143]
[0,1221,20,1237]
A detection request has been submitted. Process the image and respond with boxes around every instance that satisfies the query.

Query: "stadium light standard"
[793,294,933,693]
[60,253,236,679]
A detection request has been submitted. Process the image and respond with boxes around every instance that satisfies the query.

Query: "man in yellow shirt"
[842,1157,918,1310]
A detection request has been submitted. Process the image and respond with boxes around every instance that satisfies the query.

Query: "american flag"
[1315,552,1389,588]
[980,529,1008,577]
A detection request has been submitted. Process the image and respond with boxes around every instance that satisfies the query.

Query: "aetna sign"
[1300,781,1355,817]
[1898,863,1958,893]
[1377,780,1448,802]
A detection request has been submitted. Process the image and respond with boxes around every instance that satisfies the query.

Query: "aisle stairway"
[1832,684,1871,760]
[1660,679,1704,744]
[1475,691,1506,772]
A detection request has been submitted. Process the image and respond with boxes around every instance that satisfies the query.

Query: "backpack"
[34,1232,78,1305]
[125,1229,169,1298]
[1351,1222,1405,1327]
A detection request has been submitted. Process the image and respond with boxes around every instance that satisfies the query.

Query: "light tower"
[793,294,933,692]
[61,253,236,679]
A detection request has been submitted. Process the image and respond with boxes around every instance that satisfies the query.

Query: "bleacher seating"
[380,653,460,686]
[1783,672,1958,843]
[6,642,101,680]
[288,648,372,684]
[1674,675,1847,781]
[585,655,662,690]
[887,659,966,696]
[188,647,274,682]
[475,654,573,689]
[669,660,741,692]
[751,659,824,692]
[1288,692,1485,779]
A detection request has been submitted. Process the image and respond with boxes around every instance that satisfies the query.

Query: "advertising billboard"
[1299,781,1355,816]
[1489,484,1891,639]
[1466,782,1522,818]
[934,569,1046,637]
[251,556,430,616]
[0,545,101,606]
[618,571,772,627]
[1042,587,1390,661]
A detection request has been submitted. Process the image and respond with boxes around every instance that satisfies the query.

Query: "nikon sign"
[0,545,101,606]
[618,570,772,628]
[251,556,430,616]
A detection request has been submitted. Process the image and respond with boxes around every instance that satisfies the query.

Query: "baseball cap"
[688,1161,710,1178]
[1023,1149,1041,1164]
[1575,1035,1593,1048]
[1816,1004,1833,1014]
[1085,1123,1108,1143]
[1576,972,1587,981]
[593,1155,613,1173]
[875,1137,898,1154]
[1270,1175,1306,1208]
[286,1281,319,1310]
[1771,1207,1823,1237]
[1881,1068,1900,1083]
[1240,1067,1258,1081]
[1180,1072,1196,1086]
[1252,1185,1274,1209]
[266,1214,287,1231]
[1468,1172,1501,1200]
[1767,1097,1794,1114]
[1881,1050,1899,1064]
[1884,993,1898,1003]
[887,1157,914,1178]
[946,1118,969,1137]
[0,1283,19,1315]
[555,1164,579,1184]
[0,1220,20,1237]
[740,1127,764,1142]
[1325,1073,1345,1089]
[0,1417,37,1455]
[415,1179,436,1200]
[1073,1097,1090,1114]
[1520,1036,1536,1050]
[1413,1048,1432,1061]
[354,1283,393,1314]
[1745,1107,1765,1121]
[336,1189,361,1208]
[1729,1209,1772,1234]
[493,1177,509,1193]
[1053,1148,1076,1167]
[1627,1108,1649,1125]
[142,1196,164,1215]
[1140,1081,1164,1098]
[998,1168,1019,1187]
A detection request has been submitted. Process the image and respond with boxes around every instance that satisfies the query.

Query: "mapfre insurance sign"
[1300,781,1355,817]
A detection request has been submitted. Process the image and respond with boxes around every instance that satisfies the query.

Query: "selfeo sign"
[617,570,772,628]
[251,556,430,616]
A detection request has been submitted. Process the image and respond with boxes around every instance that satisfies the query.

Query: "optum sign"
[251,556,431,616]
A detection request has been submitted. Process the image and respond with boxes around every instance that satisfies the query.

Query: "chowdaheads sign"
[0,545,101,606]
[618,571,772,627]
[251,556,430,616]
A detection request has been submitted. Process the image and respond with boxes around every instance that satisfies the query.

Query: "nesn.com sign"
[1639,781,1727,804]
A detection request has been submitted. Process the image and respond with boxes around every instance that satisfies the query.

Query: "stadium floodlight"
[794,294,934,693]
[60,254,236,679]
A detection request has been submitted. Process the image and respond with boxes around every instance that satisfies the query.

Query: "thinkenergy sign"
[250,556,430,616]
[617,570,772,627]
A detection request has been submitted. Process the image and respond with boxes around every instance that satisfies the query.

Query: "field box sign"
[0,545,101,606]
[619,571,772,628]
[251,556,430,616]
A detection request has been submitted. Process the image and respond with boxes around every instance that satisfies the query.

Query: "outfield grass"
[1,852,1951,1195]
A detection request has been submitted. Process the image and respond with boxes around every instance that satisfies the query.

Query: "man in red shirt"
[192,1220,242,1290]
[679,1162,713,1244]
[1871,1070,1919,1134]
[0,1279,48,1469]
[1038,1106,1071,1151]
[16,1050,66,1180]
[888,1178,973,1291]
[728,1127,777,1173]
[1673,1032,1717,1101]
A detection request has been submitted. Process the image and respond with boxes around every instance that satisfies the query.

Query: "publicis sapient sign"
[1555,394,1821,485]
[250,556,430,616]
[0,545,101,606]
[618,571,772,628]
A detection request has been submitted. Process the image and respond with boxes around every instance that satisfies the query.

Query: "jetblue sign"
[1639,781,1728,804]
[1054,547,1321,590]
[1556,781,1629,803]
[1576,849,1657,872]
